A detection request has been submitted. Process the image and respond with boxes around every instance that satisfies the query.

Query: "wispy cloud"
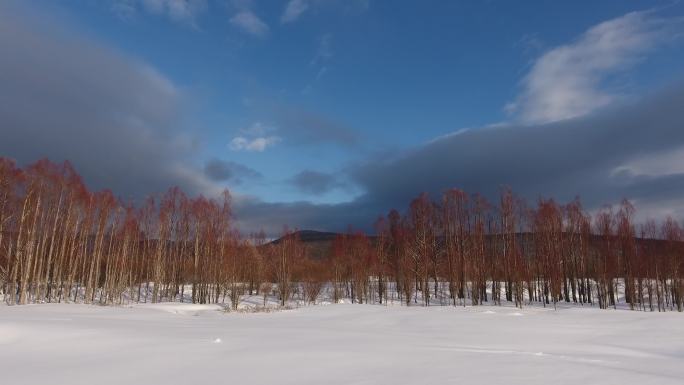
[239,121,270,136]
[513,33,545,56]
[229,122,280,152]
[281,0,309,23]
[506,10,683,124]
[229,136,280,152]
[311,33,333,65]
[113,0,208,25]
[280,0,370,24]
[111,1,137,20]
[228,1,268,37]
[304,33,333,89]
[230,10,269,37]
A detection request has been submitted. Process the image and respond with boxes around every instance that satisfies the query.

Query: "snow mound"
[130,302,224,316]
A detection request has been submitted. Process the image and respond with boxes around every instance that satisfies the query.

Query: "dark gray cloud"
[289,170,343,195]
[354,83,684,218]
[236,83,684,234]
[232,196,378,236]
[244,98,360,146]
[273,104,359,146]
[0,2,219,200]
[204,159,262,184]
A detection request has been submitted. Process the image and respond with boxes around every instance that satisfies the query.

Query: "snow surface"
[1,302,683,385]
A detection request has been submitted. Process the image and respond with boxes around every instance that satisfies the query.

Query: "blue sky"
[3,0,684,233]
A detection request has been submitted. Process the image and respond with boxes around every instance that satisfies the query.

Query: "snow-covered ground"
[1,302,683,385]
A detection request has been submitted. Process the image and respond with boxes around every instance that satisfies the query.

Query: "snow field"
[1,301,683,385]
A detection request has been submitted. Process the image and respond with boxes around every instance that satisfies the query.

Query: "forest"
[1,158,683,311]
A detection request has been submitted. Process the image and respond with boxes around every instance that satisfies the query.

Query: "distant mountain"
[269,230,341,260]
[270,230,684,261]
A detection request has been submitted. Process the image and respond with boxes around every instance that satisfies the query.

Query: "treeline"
[0,158,297,307]
[1,158,683,311]
[333,191,684,312]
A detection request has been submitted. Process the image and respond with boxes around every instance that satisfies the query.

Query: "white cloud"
[230,10,269,37]
[281,0,309,23]
[240,121,269,136]
[507,11,682,124]
[281,0,370,24]
[114,0,208,24]
[613,146,684,178]
[230,136,280,152]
